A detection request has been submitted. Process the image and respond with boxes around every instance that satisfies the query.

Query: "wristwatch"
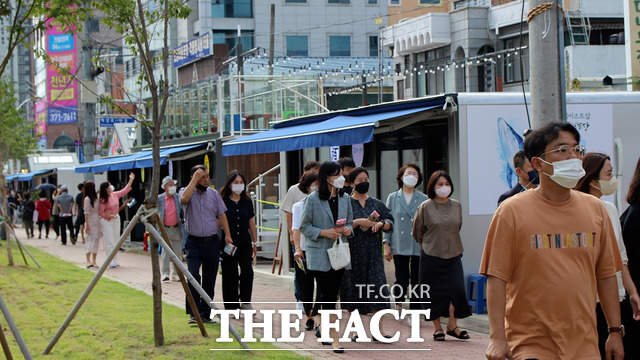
[608,325,625,336]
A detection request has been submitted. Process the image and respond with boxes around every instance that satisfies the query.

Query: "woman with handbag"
[412,170,471,341]
[341,167,393,315]
[299,161,353,353]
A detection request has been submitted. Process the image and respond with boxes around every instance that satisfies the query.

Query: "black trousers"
[59,216,74,244]
[294,251,319,316]
[221,242,254,309]
[52,215,60,236]
[393,254,421,309]
[597,297,637,360]
[74,214,84,237]
[37,220,49,236]
[311,268,344,311]
[185,234,220,317]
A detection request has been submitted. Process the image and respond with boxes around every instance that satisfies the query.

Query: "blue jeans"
[185,234,220,317]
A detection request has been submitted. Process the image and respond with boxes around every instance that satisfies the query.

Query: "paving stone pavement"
[17,229,490,359]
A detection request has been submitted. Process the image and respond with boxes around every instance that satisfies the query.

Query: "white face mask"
[330,175,345,189]
[231,184,244,195]
[593,176,618,196]
[403,175,418,188]
[168,186,177,195]
[435,185,451,198]
[109,185,115,192]
[309,185,318,192]
[539,158,586,189]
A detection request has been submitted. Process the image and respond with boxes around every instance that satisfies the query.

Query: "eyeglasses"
[540,144,586,158]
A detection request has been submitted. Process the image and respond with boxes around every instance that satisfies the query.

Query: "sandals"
[433,329,445,341]
[446,326,470,340]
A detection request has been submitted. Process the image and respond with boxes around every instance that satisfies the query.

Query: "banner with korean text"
[46,18,78,124]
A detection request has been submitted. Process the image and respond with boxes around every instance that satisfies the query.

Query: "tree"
[87,0,191,346]
[0,77,39,265]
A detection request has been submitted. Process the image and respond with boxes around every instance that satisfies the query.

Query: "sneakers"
[188,316,196,324]
[295,301,304,311]
[203,317,218,324]
[240,303,254,311]
[162,275,170,281]
[171,274,180,282]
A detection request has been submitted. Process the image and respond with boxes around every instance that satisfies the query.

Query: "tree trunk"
[148,211,164,346]
[0,179,14,265]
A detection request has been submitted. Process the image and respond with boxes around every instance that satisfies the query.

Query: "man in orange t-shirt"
[480,122,624,360]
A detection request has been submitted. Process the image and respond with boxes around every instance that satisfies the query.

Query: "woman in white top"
[575,152,640,358]
[291,171,319,332]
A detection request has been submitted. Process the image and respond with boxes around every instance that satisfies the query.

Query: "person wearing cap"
[56,185,76,245]
[158,176,185,282]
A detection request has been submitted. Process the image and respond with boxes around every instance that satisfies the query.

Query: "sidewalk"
[17,229,490,359]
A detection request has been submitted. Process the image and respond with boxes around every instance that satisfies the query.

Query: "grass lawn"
[0,242,307,359]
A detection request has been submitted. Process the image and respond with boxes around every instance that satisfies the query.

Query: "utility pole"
[361,73,367,106]
[378,26,383,104]
[528,0,566,129]
[236,26,243,76]
[268,4,275,77]
[83,20,95,181]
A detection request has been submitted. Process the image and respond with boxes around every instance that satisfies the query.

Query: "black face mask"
[355,182,370,194]
[196,183,208,192]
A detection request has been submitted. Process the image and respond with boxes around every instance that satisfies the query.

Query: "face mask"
[330,175,345,189]
[403,175,418,188]
[435,186,451,198]
[526,170,540,185]
[168,186,177,195]
[109,185,115,192]
[309,185,318,192]
[539,158,586,189]
[593,176,618,196]
[231,184,244,195]
[355,182,370,194]
[196,183,208,192]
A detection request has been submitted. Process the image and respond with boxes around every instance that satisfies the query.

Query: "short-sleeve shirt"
[75,193,85,217]
[223,196,255,244]
[479,189,622,360]
[291,200,306,250]
[281,184,306,230]
[179,187,227,237]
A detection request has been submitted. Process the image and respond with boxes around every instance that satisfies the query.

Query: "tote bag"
[327,235,350,270]
[32,210,39,223]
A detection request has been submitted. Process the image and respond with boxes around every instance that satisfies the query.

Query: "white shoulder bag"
[327,235,350,270]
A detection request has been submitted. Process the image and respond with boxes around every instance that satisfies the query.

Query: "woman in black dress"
[220,170,258,310]
[341,167,393,314]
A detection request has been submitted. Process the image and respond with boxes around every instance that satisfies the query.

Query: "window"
[212,0,252,18]
[390,0,400,4]
[369,36,378,57]
[330,36,350,56]
[213,30,254,56]
[328,0,349,3]
[285,0,306,2]
[368,0,377,3]
[286,36,308,56]
[88,19,100,32]
[420,0,439,3]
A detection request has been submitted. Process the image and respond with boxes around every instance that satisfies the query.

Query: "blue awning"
[222,106,437,156]
[75,152,151,174]
[134,144,203,168]
[5,174,19,181]
[75,144,206,173]
[18,169,52,181]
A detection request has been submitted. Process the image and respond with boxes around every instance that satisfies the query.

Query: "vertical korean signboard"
[35,100,48,150]
[46,19,78,124]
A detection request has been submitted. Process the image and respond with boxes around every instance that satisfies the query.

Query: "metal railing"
[248,164,281,259]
